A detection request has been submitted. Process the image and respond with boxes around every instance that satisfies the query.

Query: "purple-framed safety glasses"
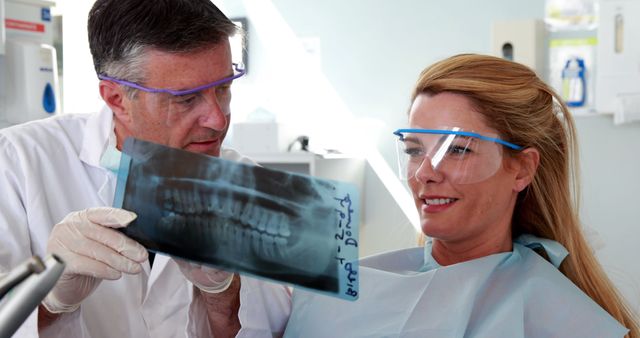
[97,63,246,96]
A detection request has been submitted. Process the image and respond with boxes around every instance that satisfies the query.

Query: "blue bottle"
[562,57,586,107]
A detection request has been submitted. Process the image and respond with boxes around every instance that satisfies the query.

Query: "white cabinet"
[596,0,640,122]
[247,152,366,181]
[246,152,317,175]
[1,0,5,55]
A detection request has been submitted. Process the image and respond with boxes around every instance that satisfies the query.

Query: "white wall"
[60,0,102,115]
[575,115,640,312]
[62,0,640,311]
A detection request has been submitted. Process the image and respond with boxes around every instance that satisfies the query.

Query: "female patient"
[284,54,639,337]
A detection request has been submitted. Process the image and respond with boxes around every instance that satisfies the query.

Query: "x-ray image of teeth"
[114,138,360,300]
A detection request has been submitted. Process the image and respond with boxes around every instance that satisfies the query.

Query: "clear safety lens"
[152,82,234,126]
[99,63,245,127]
[394,128,509,184]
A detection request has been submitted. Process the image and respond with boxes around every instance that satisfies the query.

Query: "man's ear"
[513,148,540,192]
[99,80,132,124]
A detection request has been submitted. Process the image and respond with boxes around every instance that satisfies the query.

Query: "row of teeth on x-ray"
[160,188,294,261]
[159,212,291,261]
[162,188,292,237]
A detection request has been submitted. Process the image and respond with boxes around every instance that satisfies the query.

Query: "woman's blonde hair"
[411,53,638,337]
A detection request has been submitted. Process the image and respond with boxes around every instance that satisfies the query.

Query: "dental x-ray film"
[113,138,359,300]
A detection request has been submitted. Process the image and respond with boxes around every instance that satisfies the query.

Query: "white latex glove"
[42,207,148,313]
[175,259,234,294]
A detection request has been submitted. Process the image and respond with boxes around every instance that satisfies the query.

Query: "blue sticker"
[42,83,56,114]
[41,8,51,22]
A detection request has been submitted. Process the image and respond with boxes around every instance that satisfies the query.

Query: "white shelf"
[246,152,317,164]
[245,151,363,179]
[246,152,317,175]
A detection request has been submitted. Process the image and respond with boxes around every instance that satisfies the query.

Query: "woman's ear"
[99,80,132,124]
[513,148,540,192]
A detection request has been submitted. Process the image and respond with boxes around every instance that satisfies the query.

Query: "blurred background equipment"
[0,0,60,129]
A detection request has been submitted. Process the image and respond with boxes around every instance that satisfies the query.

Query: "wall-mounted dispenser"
[1,0,6,55]
[0,0,59,129]
[492,19,546,74]
[596,0,640,122]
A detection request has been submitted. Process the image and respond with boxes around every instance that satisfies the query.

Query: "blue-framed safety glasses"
[393,127,523,184]
[98,63,246,124]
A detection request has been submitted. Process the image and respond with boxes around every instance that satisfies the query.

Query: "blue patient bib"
[284,236,628,338]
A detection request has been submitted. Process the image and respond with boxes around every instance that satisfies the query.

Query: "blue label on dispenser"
[43,83,56,114]
[42,8,51,22]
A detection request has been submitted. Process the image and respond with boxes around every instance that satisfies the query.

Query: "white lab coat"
[0,107,291,337]
[284,241,628,338]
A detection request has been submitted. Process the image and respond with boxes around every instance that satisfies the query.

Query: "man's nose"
[198,95,229,130]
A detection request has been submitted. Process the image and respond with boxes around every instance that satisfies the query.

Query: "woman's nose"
[413,157,444,183]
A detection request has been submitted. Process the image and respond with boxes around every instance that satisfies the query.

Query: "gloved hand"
[42,207,148,313]
[175,259,234,294]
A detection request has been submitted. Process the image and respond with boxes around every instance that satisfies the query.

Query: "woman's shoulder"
[489,244,628,337]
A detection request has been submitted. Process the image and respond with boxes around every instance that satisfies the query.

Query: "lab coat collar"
[79,106,115,168]
[99,131,121,175]
[142,253,171,301]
